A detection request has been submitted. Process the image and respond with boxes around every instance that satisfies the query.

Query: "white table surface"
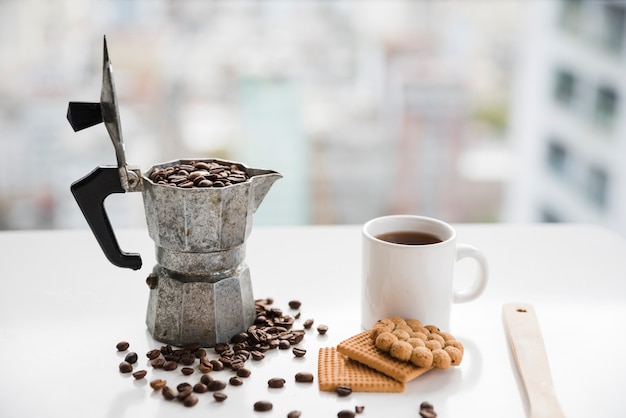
[0,223,625,417]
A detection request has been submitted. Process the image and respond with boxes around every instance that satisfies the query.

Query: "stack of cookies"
[318,317,464,393]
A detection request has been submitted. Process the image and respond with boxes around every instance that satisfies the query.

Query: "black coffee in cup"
[376,231,442,245]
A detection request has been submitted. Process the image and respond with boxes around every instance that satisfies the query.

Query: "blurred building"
[505,1,626,235]
[0,1,522,229]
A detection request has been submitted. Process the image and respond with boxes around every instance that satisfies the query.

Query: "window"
[553,70,577,107]
[546,140,569,178]
[587,166,609,208]
[594,86,619,128]
[603,4,626,53]
[559,0,584,33]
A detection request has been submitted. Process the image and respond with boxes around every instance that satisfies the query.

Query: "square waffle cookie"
[318,346,405,393]
[336,331,433,383]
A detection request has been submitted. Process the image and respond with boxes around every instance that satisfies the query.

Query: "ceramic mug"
[361,215,488,331]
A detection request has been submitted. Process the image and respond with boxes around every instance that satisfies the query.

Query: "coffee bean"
[288,300,301,309]
[177,386,193,400]
[199,358,213,373]
[236,367,252,378]
[210,359,224,371]
[162,386,176,400]
[148,160,250,189]
[355,405,365,414]
[268,377,286,388]
[336,385,352,396]
[294,372,314,383]
[254,400,273,412]
[116,341,130,351]
[292,347,306,357]
[288,411,302,418]
[250,350,265,361]
[146,349,161,360]
[207,380,227,391]
[213,392,228,402]
[419,401,437,418]
[279,340,291,349]
[338,410,356,418]
[193,383,208,393]
[214,342,230,354]
[132,370,147,380]
[183,394,198,407]
[119,361,133,373]
[303,319,314,329]
[124,352,138,364]
[180,353,195,365]
[181,367,194,376]
[163,360,178,371]
[229,376,243,386]
[150,379,167,390]
[200,374,213,385]
[317,324,329,335]
[176,382,192,392]
[151,358,165,368]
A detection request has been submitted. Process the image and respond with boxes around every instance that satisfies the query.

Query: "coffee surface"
[376,231,442,245]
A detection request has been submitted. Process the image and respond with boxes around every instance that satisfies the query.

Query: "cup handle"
[453,244,488,303]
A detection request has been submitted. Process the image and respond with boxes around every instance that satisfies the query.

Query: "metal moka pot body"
[142,159,281,346]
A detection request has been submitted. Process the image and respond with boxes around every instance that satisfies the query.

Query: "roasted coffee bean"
[124,352,138,364]
[419,401,437,418]
[254,400,273,412]
[177,386,193,400]
[279,340,291,349]
[146,349,161,360]
[229,376,243,386]
[116,341,130,351]
[193,383,208,393]
[420,401,435,411]
[236,367,252,378]
[200,374,213,385]
[149,160,250,189]
[214,342,230,354]
[180,353,195,365]
[268,377,286,388]
[162,386,176,400]
[164,353,181,362]
[292,347,306,357]
[231,332,249,344]
[317,324,329,335]
[183,394,198,407]
[207,380,227,391]
[160,344,173,355]
[181,367,194,376]
[338,410,356,418]
[150,379,167,390]
[355,405,365,414]
[151,358,165,368]
[336,385,352,396]
[176,382,192,392]
[303,319,314,329]
[194,348,207,358]
[294,372,314,383]
[210,359,224,371]
[288,411,302,418]
[163,360,178,371]
[288,300,302,309]
[132,370,147,380]
[119,361,133,373]
[213,392,228,402]
[199,358,213,373]
[250,350,265,361]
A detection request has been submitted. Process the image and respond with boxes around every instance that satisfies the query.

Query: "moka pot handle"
[71,166,142,270]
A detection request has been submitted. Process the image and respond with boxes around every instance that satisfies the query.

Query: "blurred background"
[0,0,624,235]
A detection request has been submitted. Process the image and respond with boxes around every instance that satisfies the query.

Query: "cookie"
[317,347,405,393]
[336,331,432,383]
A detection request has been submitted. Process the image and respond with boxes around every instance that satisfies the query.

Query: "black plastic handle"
[71,166,142,270]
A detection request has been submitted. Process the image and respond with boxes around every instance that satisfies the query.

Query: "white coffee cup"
[361,215,488,331]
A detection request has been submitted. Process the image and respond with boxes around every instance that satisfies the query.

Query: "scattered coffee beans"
[181,367,194,376]
[132,370,147,380]
[118,361,133,373]
[288,300,301,309]
[295,372,314,383]
[193,383,208,393]
[317,324,329,335]
[150,379,167,390]
[355,405,365,414]
[288,411,302,418]
[213,392,228,402]
[124,352,138,364]
[338,410,356,418]
[303,318,314,329]
[162,386,176,400]
[419,401,437,418]
[146,349,160,360]
[268,377,286,388]
[183,394,198,407]
[229,376,243,386]
[116,341,130,351]
[292,347,306,357]
[336,385,352,397]
[254,400,273,412]
[207,380,227,391]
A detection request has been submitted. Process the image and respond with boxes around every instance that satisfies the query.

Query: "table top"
[0,223,625,417]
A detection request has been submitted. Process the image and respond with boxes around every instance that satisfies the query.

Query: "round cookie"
[375,332,398,351]
[431,349,452,369]
[410,347,433,368]
[389,340,413,362]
